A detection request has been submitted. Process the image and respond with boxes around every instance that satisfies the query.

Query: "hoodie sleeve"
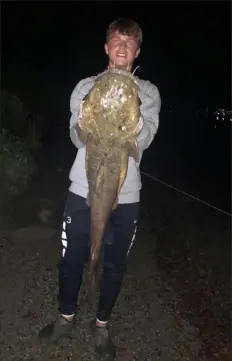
[69,77,94,148]
[137,81,161,151]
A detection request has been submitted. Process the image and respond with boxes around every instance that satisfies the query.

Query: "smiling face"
[105,31,140,71]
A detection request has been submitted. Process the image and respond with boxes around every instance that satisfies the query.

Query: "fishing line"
[141,171,231,217]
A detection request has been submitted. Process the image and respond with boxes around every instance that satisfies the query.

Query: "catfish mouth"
[103,68,139,86]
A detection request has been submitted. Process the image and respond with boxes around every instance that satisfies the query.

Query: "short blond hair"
[106,18,143,47]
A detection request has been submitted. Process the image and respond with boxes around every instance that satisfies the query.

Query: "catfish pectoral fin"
[76,124,88,145]
[112,197,119,211]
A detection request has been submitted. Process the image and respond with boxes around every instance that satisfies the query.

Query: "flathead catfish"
[80,68,142,301]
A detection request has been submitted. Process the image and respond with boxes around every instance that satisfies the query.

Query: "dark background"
[2,1,230,107]
[1,0,231,212]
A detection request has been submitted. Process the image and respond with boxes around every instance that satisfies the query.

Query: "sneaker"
[39,314,76,344]
[90,320,116,360]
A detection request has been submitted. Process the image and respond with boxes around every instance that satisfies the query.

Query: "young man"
[39,18,161,360]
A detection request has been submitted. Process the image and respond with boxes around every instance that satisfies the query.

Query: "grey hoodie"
[69,73,161,204]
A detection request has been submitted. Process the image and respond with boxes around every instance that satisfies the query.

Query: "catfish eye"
[119,125,126,131]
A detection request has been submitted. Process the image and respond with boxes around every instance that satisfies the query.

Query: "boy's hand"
[128,140,140,163]
[134,116,144,135]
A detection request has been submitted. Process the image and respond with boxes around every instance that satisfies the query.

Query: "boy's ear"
[104,43,109,55]
[135,48,140,58]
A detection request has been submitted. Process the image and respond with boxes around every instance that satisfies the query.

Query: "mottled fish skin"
[81,68,141,302]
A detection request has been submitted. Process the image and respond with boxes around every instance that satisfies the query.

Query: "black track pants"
[58,191,139,321]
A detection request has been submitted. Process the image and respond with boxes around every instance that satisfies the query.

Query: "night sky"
[2,1,231,110]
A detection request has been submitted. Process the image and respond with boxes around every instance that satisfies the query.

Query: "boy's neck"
[107,62,132,72]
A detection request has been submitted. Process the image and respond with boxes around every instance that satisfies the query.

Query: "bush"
[0,89,43,197]
[1,89,43,150]
[0,128,38,195]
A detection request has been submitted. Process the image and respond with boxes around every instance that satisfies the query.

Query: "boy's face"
[104,30,140,71]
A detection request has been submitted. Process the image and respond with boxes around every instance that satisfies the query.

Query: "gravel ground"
[0,137,230,361]
[0,222,203,361]
[140,176,231,361]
